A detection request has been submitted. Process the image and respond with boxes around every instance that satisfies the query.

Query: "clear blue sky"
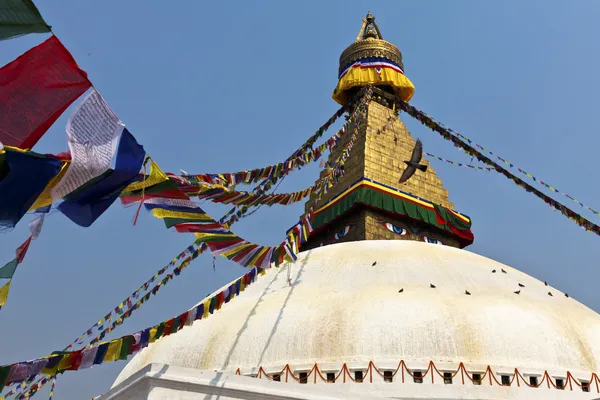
[2,1,600,398]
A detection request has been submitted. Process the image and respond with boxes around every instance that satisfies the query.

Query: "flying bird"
[544,281,548,286]
[465,290,471,295]
[518,283,525,288]
[430,283,436,288]
[399,139,427,183]
[398,288,404,293]
[372,261,377,266]
[514,290,520,295]
[565,293,569,298]
[492,269,496,273]
[501,268,507,274]
[548,292,553,297]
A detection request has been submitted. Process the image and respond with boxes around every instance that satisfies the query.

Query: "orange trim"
[236,360,600,393]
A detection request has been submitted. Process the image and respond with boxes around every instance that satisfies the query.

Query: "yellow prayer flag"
[29,162,69,211]
[104,340,123,362]
[57,353,73,371]
[152,209,212,221]
[149,327,158,343]
[202,300,210,318]
[0,280,11,307]
[221,242,253,258]
[123,160,168,192]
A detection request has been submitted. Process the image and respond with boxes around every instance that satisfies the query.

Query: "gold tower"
[302,13,473,250]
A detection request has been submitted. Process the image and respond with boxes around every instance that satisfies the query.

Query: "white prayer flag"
[51,90,124,201]
[29,214,45,240]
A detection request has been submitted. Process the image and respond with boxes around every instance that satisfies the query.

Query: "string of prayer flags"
[182,172,331,208]
[291,106,346,159]
[76,158,291,351]
[126,167,307,268]
[0,36,91,149]
[0,265,271,390]
[434,130,600,217]
[51,90,124,201]
[0,234,34,311]
[58,129,145,227]
[48,378,55,399]
[87,243,207,346]
[425,152,493,171]
[142,189,295,268]
[181,124,345,188]
[221,88,373,227]
[399,99,600,236]
[66,242,202,348]
[0,148,63,228]
[305,87,373,214]
[0,0,50,41]
[216,104,350,224]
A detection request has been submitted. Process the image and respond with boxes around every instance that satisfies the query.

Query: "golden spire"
[302,13,473,250]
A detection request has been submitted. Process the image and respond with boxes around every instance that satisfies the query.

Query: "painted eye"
[423,236,443,245]
[334,225,353,240]
[384,223,408,236]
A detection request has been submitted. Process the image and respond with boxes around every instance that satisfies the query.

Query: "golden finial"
[341,12,403,76]
[333,13,414,105]
[355,12,383,42]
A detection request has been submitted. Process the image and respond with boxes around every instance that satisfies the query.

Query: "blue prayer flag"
[0,150,62,228]
[58,129,145,227]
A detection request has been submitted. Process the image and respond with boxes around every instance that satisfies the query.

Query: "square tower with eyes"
[301,92,469,250]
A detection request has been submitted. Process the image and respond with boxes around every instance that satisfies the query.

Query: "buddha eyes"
[334,225,354,240]
[384,223,407,236]
[422,236,443,245]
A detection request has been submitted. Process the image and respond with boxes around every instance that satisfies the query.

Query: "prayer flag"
[15,236,31,263]
[0,36,90,148]
[0,280,11,309]
[58,129,145,227]
[0,259,17,279]
[0,0,50,41]
[6,363,28,383]
[93,343,108,365]
[51,90,124,201]
[28,213,45,239]
[0,150,62,228]
[0,365,10,386]
[80,347,97,369]
[140,329,150,348]
[28,359,47,377]
[119,336,134,360]
[103,340,122,362]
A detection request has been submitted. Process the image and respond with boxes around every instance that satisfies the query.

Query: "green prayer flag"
[154,323,165,340]
[0,259,17,279]
[0,364,10,387]
[119,335,134,360]
[171,317,181,334]
[0,0,51,41]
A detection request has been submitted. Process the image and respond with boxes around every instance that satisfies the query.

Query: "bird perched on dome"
[399,139,427,183]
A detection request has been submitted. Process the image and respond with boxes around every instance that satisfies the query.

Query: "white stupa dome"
[113,241,600,399]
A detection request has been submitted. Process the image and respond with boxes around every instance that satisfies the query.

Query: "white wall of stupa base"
[103,363,600,400]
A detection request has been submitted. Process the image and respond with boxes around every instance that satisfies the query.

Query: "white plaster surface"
[113,241,600,398]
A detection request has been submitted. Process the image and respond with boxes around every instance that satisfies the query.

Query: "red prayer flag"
[15,236,32,264]
[0,36,91,149]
